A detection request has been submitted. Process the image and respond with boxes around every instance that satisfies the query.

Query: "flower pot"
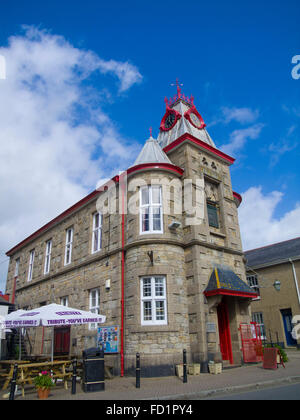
[37,388,50,399]
[188,364,200,375]
[208,363,222,374]
[176,364,183,377]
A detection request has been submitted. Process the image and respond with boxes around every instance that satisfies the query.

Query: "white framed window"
[14,258,20,277]
[60,296,68,307]
[140,186,163,234]
[27,250,35,282]
[44,239,52,274]
[89,288,100,330]
[64,227,73,266]
[140,276,167,325]
[247,274,260,299]
[252,312,266,340]
[92,212,102,253]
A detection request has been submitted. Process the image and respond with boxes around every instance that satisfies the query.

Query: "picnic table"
[0,360,31,391]
[17,360,72,397]
[0,360,72,397]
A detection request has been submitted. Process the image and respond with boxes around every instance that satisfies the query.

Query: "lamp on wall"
[168,221,181,230]
[273,280,281,292]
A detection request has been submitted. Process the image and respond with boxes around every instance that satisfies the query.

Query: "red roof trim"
[127,162,184,177]
[163,133,235,165]
[233,191,242,204]
[6,175,120,257]
[204,289,258,299]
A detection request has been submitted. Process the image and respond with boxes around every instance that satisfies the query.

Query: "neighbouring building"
[5,83,258,375]
[0,292,14,359]
[245,237,300,349]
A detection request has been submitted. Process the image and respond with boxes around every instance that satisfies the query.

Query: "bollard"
[183,349,187,383]
[71,359,77,395]
[136,353,140,388]
[9,363,18,400]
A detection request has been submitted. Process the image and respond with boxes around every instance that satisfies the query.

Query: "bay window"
[141,276,167,325]
[140,186,163,234]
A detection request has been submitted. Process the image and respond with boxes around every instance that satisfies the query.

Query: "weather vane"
[170,78,183,98]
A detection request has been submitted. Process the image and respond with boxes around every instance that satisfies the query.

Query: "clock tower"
[155,82,252,368]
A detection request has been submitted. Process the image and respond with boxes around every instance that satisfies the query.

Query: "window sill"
[91,248,102,255]
[209,230,226,238]
[140,231,164,235]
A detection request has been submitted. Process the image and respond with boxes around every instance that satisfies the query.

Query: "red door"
[54,327,70,355]
[217,300,233,364]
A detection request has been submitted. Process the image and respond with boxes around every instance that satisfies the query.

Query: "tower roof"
[157,83,216,150]
[132,135,172,166]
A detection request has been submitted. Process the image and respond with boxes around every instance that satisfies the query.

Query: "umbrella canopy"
[3,309,29,328]
[4,303,106,328]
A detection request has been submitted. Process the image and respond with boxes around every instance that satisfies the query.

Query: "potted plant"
[33,371,55,399]
[208,360,222,374]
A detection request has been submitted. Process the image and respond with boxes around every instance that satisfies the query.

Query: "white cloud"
[238,186,300,251]
[221,106,259,124]
[0,26,142,291]
[220,124,264,156]
[266,124,299,167]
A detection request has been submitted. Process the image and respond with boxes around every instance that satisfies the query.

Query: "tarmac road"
[203,382,300,400]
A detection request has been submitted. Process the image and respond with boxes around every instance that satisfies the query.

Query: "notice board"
[97,325,119,353]
[263,347,278,370]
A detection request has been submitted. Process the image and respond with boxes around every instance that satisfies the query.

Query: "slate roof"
[204,265,257,297]
[157,99,216,150]
[245,237,300,268]
[132,136,173,167]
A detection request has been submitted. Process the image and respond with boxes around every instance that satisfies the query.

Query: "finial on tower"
[171,78,183,99]
[149,127,153,137]
[165,79,194,108]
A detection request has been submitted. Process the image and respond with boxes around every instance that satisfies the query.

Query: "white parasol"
[3,304,106,361]
[4,303,106,328]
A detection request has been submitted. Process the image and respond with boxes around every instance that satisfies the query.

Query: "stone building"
[5,84,257,375]
[245,237,300,349]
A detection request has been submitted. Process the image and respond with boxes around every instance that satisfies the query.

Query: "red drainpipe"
[120,175,125,377]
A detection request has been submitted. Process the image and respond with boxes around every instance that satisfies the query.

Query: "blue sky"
[0,0,299,292]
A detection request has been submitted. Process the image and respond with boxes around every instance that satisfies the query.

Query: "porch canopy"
[204,265,258,299]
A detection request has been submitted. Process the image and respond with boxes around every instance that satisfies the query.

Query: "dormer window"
[140,186,163,234]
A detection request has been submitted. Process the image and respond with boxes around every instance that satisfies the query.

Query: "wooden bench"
[16,360,72,397]
[0,360,30,391]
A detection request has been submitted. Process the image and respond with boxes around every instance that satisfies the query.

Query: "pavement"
[2,349,300,400]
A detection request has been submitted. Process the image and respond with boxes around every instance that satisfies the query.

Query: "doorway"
[217,299,233,364]
[54,326,70,355]
[281,309,297,347]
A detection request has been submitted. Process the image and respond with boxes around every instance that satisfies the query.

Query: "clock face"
[189,112,201,127]
[164,112,176,129]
